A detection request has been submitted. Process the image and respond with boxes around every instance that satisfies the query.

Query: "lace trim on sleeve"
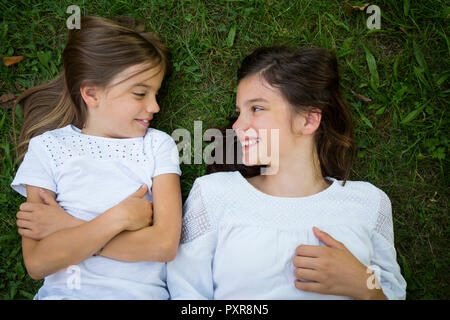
[180,181,213,244]
[374,190,394,245]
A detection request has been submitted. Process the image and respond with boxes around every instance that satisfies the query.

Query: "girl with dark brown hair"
[167,46,406,300]
[10,16,182,299]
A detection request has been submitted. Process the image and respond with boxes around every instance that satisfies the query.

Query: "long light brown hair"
[12,16,170,162]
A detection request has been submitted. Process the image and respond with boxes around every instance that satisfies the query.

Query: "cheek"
[252,116,291,153]
[251,116,273,137]
[118,100,143,118]
[275,128,299,159]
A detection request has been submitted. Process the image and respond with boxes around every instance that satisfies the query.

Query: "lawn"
[0,0,448,299]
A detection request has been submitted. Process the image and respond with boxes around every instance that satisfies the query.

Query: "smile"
[242,138,260,148]
[136,119,150,127]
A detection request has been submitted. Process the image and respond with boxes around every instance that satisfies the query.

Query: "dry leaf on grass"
[350,89,372,102]
[3,56,24,66]
[342,2,370,15]
[352,3,370,11]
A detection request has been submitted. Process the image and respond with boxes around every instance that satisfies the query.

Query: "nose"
[146,96,160,114]
[232,113,249,135]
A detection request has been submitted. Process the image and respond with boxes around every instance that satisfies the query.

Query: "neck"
[82,117,108,138]
[250,140,329,198]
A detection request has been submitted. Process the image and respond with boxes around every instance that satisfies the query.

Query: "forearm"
[99,225,180,262]
[64,215,86,228]
[352,268,387,300]
[25,209,125,279]
[99,174,182,262]
[359,274,387,300]
[356,283,387,300]
[365,287,387,300]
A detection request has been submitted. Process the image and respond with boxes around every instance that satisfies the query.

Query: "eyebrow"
[236,98,269,109]
[133,83,152,89]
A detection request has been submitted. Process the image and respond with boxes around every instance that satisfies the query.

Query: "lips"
[136,119,150,127]
[241,136,260,150]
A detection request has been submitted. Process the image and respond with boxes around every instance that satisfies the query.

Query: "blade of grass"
[362,44,380,91]
[226,24,237,48]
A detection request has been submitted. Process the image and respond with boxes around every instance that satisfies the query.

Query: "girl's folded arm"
[98,173,182,262]
[22,185,129,280]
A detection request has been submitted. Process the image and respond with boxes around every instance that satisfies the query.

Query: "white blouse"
[11,124,181,299]
[167,171,407,300]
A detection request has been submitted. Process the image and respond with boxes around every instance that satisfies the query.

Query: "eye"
[252,106,263,112]
[235,109,240,115]
[133,93,146,98]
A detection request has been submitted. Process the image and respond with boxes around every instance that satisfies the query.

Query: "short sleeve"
[167,179,217,299]
[150,130,181,177]
[369,190,407,300]
[10,136,57,197]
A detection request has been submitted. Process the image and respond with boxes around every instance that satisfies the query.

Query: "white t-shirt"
[11,124,181,300]
[167,171,407,300]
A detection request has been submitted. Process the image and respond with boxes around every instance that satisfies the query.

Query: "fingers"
[38,189,58,205]
[16,211,32,221]
[16,219,32,230]
[293,256,317,269]
[312,227,344,249]
[129,184,148,198]
[293,268,322,283]
[19,202,39,212]
[294,279,323,293]
[17,227,35,239]
[295,244,326,258]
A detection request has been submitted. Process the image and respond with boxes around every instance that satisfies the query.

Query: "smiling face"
[233,73,301,167]
[81,63,164,139]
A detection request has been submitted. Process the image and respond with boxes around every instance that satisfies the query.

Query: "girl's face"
[82,63,164,139]
[233,73,301,167]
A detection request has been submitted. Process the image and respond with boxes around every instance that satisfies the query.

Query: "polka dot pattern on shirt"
[40,129,149,168]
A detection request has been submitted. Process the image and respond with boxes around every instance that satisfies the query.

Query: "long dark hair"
[208,46,354,183]
[13,16,170,162]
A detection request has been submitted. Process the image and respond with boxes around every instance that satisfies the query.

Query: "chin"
[136,127,149,134]
[243,147,273,165]
[242,155,262,166]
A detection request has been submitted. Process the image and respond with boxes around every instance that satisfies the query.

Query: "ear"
[80,83,103,108]
[296,108,322,136]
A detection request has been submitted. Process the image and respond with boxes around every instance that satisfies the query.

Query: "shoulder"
[187,171,240,207]
[29,125,74,145]
[337,179,392,223]
[27,126,66,149]
[194,171,240,192]
[145,128,175,147]
[341,180,390,205]
[144,129,180,174]
[182,172,240,231]
[26,126,78,166]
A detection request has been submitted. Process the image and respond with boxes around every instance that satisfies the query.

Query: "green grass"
[0,0,448,299]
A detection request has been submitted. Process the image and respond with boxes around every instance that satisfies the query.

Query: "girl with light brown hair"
[11,16,182,299]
